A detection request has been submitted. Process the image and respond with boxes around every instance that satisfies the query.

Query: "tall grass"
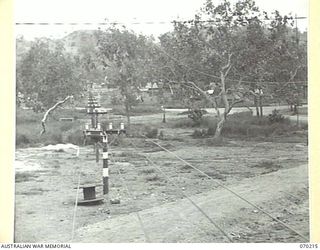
[174,111,304,139]
[16,108,85,147]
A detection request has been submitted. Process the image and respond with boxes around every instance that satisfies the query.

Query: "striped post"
[102,135,109,195]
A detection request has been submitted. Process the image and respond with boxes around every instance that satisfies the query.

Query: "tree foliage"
[17,38,81,109]
[96,27,157,125]
[16,0,307,138]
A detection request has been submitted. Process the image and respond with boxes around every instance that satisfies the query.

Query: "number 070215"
[300,244,318,248]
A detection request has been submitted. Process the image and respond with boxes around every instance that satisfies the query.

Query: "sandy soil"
[14,131,309,242]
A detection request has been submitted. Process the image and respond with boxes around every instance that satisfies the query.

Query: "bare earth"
[14,131,309,242]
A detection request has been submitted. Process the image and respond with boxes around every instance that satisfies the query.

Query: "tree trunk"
[214,71,229,139]
[214,117,225,139]
[254,96,260,117]
[125,101,131,128]
[259,95,263,117]
[293,104,297,115]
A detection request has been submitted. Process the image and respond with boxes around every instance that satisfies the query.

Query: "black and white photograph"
[13,0,310,243]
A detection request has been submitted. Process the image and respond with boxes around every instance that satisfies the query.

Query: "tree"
[265,11,307,113]
[17,38,81,109]
[154,0,307,137]
[96,27,155,127]
[158,0,263,138]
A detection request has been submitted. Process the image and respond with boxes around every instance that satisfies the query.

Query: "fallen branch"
[40,95,73,135]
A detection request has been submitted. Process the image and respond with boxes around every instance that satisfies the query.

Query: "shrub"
[131,105,161,115]
[60,123,73,132]
[188,111,298,139]
[228,111,253,119]
[268,109,285,123]
[140,169,156,174]
[172,118,196,128]
[15,172,36,183]
[206,126,216,136]
[145,174,161,182]
[172,116,217,129]
[111,95,122,105]
[16,108,42,124]
[187,109,207,124]
[145,127,158,138]
[66,129,84,145]
[158,130,165,139]
[50,133,63,144]
[192,129,207,138]
[16,133,30,146]
[251,160,282,174]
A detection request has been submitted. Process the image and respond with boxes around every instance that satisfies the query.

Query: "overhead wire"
[15,16,307,26]
[129,138,234,242]
[140,135,309,241]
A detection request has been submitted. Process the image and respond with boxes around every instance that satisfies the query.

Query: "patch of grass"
[172,118,196,128]
[145,174,161,182]
[66,129,84,145]
[16,109,43,124]
[172,115,217,129]
[140,168,156,174]
[180,164,192,170]
[251,160,282,174]
[145,127,158,138]
[111,104,162,116]
[190,111,303,139]
[60,123,73,132]
[204,171,226,181]
[131,104,162,115]
[17,187,49,195]
[16,133,31,146]
[128,124,160,139]
[49,133,63,144]
[16,107,85,147]
[205,137,226,146]
[15,172,38,183]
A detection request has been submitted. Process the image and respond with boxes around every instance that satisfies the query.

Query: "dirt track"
[75,164,308,243]
[14,135,309,243]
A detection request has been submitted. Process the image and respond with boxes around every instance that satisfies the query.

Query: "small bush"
[60,123,73,132]
[251,160,282,174]
[206,126,217,136]
[50,133,63,144]
[15,172,36,183]
[188,110,299,139]
[158,130,165,140]
[131,105,161,115]
[228,111,253,119]
[187,109,207,124]
[145,174,161,182]
[192,129,207,138]
[145,127,158,138]
[173,116,217,129]
[111,95,122,105]
[140,169,156,174]
[172,118,196,128]
[205,137,225,146]
[16,134,30,146]
[268,109,285,123]
[16,109,42,124]
[180,165,192,170]
[66,129,84,145]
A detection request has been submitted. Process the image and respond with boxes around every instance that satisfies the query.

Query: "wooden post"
[102,135,109,195]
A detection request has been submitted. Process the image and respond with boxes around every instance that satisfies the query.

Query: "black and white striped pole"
[102,134,109,195]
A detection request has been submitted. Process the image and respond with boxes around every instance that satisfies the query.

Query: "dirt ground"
[14,114,309,243]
